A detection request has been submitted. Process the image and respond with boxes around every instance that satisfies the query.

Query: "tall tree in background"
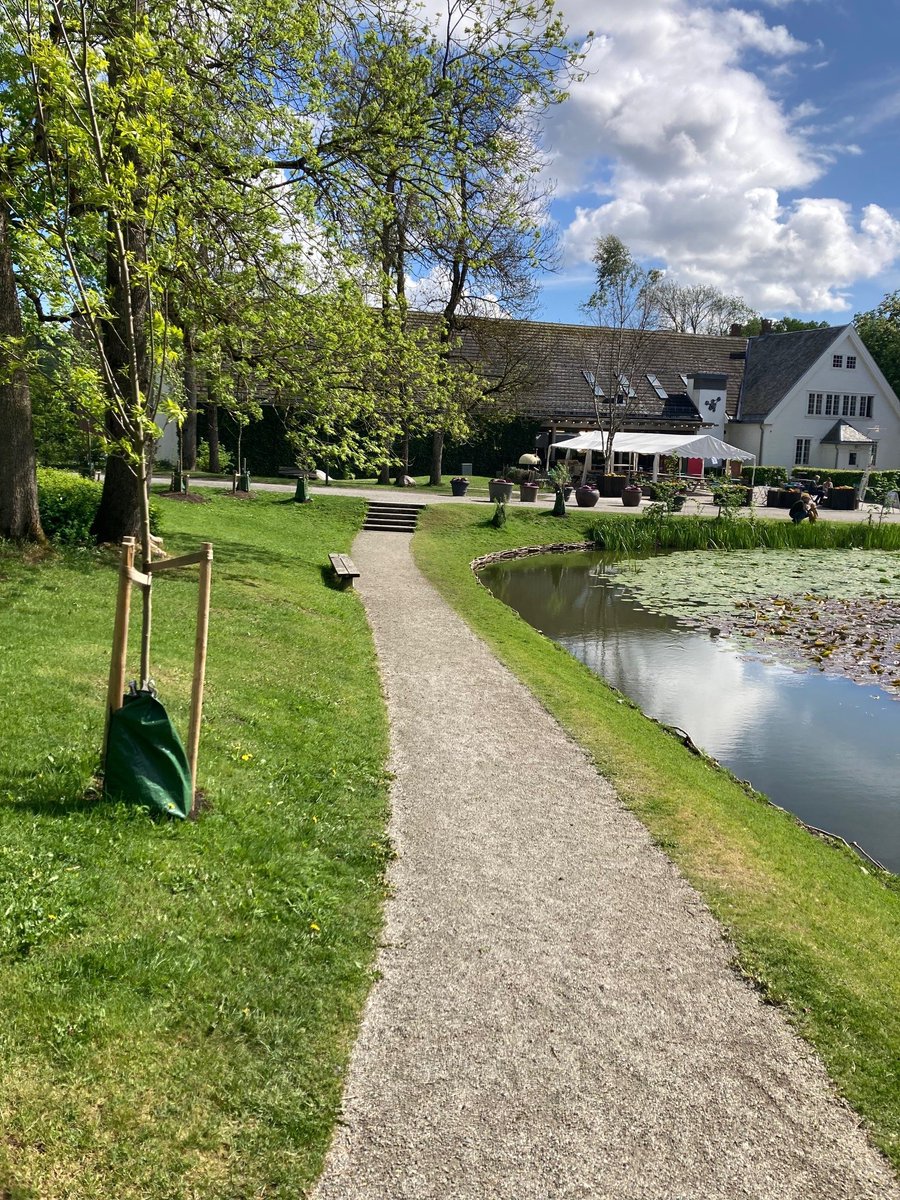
[655,280,752,335]
[314,0,581,482]
[856,292,900,399]
[580,235,660,471]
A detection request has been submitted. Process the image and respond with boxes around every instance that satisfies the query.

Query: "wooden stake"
[186,542,213,806]
[103,537,135,760]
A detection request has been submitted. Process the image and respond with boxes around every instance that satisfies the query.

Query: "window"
[581,369,604,398]
[871,442,878,465]
[841,394,858,417]
[825,393,840,416]
[795,438,811,466]
[807,392,822,415]
[860,395,873,418]
[833,354,843,368]
[617,373,636,398]
[846,355,857,369]
[647,373,668,399]
[849,452,857,466]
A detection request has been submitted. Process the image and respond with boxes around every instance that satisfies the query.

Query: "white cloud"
[546,0,900,313]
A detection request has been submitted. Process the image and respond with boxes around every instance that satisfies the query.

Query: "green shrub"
[196,440,233,473]
[37,468,161,545]
[741,466,787,486]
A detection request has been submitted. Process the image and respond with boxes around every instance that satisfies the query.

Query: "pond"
[478,551,900,873]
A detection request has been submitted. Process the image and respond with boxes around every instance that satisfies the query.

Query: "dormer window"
[833,354,843,368]
[581,369,604,398]
[647,373,668,398]
[617,373,636,398]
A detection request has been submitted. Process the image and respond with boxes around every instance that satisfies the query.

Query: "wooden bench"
[278,466,304,477]
[328,552,360,588]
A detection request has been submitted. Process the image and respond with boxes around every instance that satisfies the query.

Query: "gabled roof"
[820,420,873,445]
[435,315,747,428]
[737,326,846,420]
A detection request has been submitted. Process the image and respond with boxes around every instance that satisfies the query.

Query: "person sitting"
[789,492,818,523]
[818,478,833,506]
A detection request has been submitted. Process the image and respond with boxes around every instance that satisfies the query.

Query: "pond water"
[479,552,900,872]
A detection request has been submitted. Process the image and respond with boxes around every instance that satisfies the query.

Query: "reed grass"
[588,513,900,553]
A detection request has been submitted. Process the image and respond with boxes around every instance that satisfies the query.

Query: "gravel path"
[314,530,897,1200]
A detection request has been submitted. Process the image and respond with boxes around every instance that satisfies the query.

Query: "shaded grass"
[413,503,900,1173]
[0,492,389,1199]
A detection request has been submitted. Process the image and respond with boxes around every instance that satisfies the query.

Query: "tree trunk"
[206,400,219,472]
[0,203,44,542]
[394,427,410,484]
[182,334,198,470]
[91,20,151,546]
[429,428,444,486]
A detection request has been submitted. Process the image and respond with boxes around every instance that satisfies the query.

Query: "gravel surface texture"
[312,530,898,1200]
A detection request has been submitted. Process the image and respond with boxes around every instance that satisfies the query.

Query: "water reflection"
[480,552,900,872]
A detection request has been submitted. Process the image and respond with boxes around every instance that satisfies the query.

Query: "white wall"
[154,413,179,465]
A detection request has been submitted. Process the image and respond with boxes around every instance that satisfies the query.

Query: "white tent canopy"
[553,431,756,462]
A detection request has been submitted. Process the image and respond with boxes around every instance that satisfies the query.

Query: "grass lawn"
[0,491,389,1199]
[413,503,900,1174]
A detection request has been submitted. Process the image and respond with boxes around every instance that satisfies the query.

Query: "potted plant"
[829,486,858,510]
[451,476,469,497]
[575,482,600,508]
[600,473,626,498]
[547,463,571,517]
[519,471,540,502]
[489,478,514,503]
[621,483,642,507]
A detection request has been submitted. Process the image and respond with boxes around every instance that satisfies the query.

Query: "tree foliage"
[855,292,900,399]
[579,235,660,468]
[655,280,752,335]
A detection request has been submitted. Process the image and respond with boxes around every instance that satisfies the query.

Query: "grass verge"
[589,511,900,551]
[413,503,900,1173]
[0,491,389,1199]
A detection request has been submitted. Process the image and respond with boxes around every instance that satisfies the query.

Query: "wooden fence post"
[103,537,136,760]
[186,542,213,806]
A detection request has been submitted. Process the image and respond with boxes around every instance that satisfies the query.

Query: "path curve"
[313,530,897,1200]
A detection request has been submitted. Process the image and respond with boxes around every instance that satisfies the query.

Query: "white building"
[726,325,900,472]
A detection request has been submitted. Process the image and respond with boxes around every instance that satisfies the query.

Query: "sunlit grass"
[0,492,389,1199]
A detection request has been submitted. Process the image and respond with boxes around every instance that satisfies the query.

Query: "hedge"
[37,469,161,546]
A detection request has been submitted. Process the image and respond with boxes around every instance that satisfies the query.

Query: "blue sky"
[532,0,900,326]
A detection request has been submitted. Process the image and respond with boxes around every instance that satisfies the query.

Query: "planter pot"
[600,474,626,498]
[829,490,857,510]
[563,486,574,501]
[519,482,540,502]
[575,485,600,508]
[621,484,642,508]
[450,480,469,497]
[671,496,686,512]
[488,482,514,503]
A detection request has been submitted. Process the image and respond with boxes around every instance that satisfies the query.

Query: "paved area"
[153,475,897,522]
[312,530,899,1200]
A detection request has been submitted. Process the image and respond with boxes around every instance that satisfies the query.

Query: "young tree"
[579,235,661,471]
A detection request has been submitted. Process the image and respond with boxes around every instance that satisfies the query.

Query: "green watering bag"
[104,691,191,818]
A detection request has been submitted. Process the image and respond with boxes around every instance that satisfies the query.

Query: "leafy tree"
[579,235,661,471]
[315,0,580,483]
[740,316,831,335]
[855,292,900,399]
